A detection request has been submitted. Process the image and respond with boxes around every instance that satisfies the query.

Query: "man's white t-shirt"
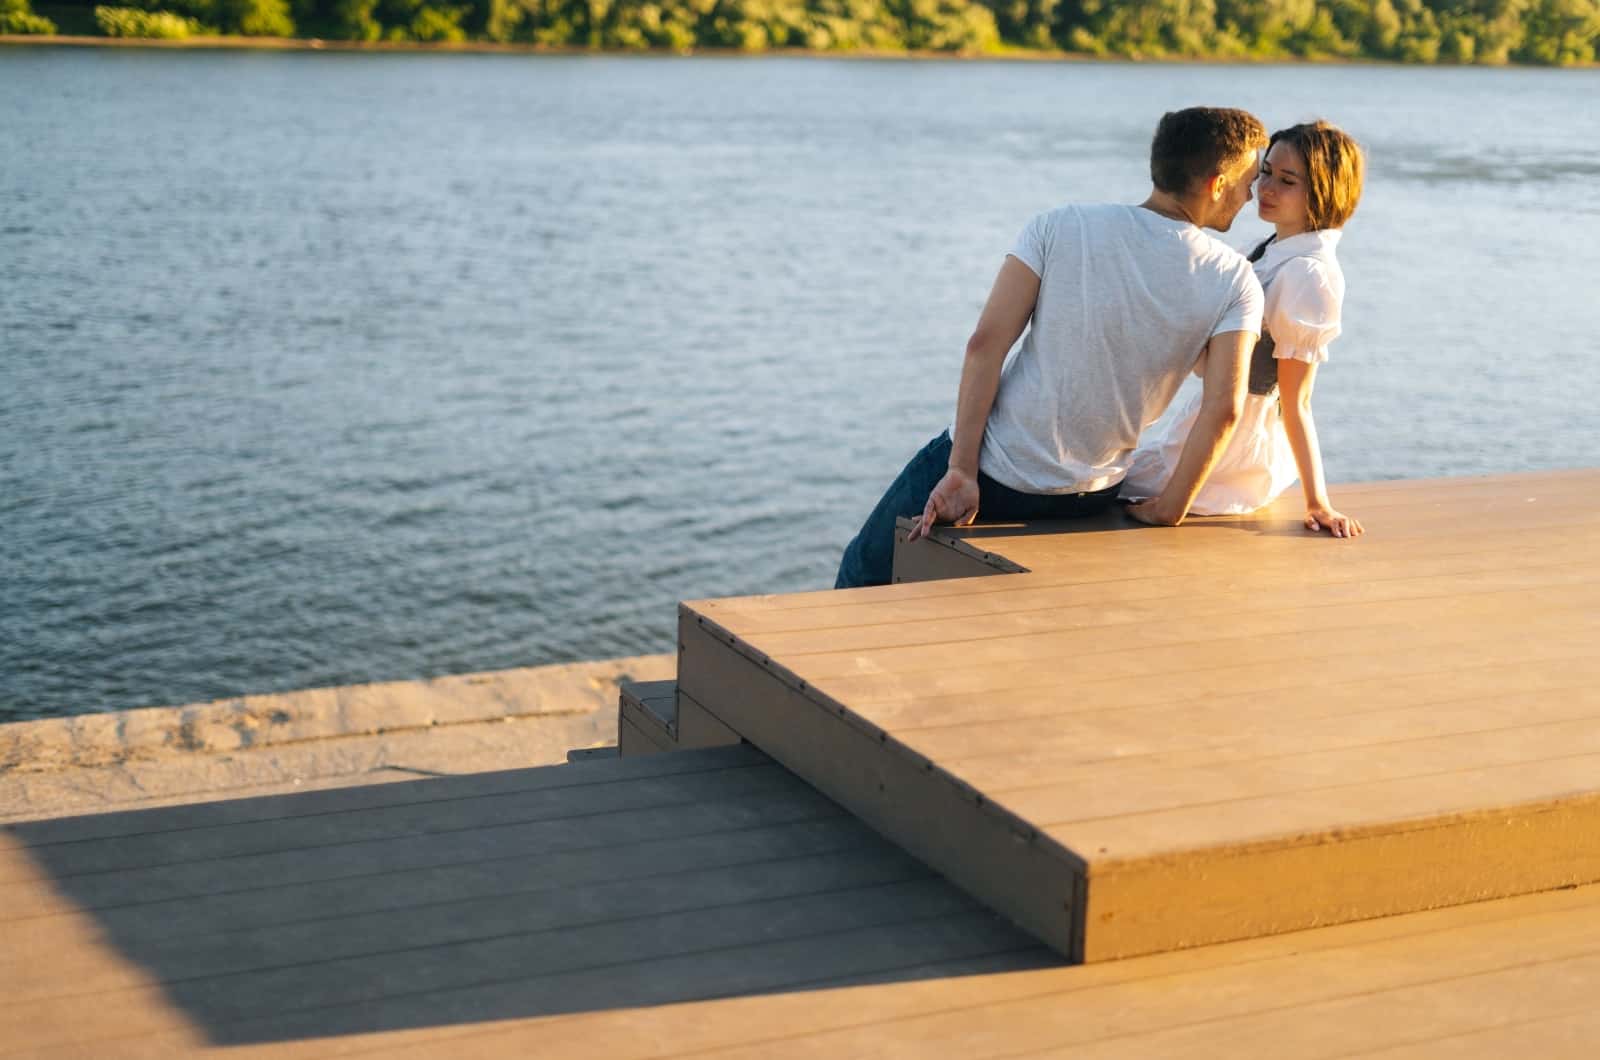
[971,204,1264,495]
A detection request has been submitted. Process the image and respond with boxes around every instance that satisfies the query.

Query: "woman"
[1122,120,1366,538]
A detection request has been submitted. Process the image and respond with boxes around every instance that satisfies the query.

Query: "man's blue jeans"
[834,431,1121,589]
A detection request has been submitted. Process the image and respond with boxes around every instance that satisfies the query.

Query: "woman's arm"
[1276,357,1363,538]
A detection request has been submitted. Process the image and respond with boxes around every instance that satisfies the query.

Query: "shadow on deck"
[0,744,1055,1052]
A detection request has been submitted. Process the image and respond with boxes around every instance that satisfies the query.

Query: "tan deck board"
[740,561,1594,656]
[5,742,771,849]
[700,535,1597,635]
[1034,752,1600,856]
[958,692,1600,806]
[166,882,1600,1060]
[1340,1009,1600,1059]
[16,873,1600,1058]
[0,760,808,886]
[765,581,1596,680]
[1,747,1052,1057]
[934,685,1600,794]
[0,771,841,922]
[679,469,1600,959]
[787,611,1598,708]
[804,631,1598,722]
[703,470,1598,607]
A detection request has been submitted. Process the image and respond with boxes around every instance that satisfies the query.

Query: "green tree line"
[9,0,1597,64]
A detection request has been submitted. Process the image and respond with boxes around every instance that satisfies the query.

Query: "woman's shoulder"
[1272,249,1345,302]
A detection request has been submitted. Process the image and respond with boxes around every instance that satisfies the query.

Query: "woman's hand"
[1125,497,1186,527]
[1306,505,1363,538]
[907,468,981,542]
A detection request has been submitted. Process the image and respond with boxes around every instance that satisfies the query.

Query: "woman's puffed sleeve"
[1267,258,1343,364]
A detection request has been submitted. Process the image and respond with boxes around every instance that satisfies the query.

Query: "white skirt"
[1121,390,1299,516]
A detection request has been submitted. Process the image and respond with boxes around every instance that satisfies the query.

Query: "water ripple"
[1,52,1596,721]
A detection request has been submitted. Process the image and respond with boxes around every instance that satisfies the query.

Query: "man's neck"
[1140,190,1202,227]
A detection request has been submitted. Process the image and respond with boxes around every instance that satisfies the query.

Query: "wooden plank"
[743,560,1593,657]
[0,759,808,883]
[1,814,874,959]
[679,613,1090,960]
[1039,750,1600,859]
[789,608,1598,711]
[891,522,1018,584]
[676,688,741,750]
[693,913,1600,1060]
[0,775,842,921]
[1343,1009,1600,1060]
[677,469,1600,962]
[963,692,1600,805]
[0,871,986,1054]
[705,522,1600,634]
[21,883,1600,1060]
[259,881,1600,1060]
[1072,790,1600,961]
[4,842,939,1008]
[10,746,1063,1054]
[699,518,1600,626]
[904,661,1600,766]
[1026,956,1600,1059]
[806,622,1598,716]
[2,741,770,849]
[620,678,678,735]
[618,714,672,756]
[706,531,1599,635]
[768,582,1596,682]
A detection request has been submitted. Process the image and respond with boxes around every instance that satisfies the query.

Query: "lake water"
[3,49,1598,721]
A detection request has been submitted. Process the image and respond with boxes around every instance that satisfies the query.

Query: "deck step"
[679,469,1600,962]
[618,679,740,758]
[1,742,1055,1052]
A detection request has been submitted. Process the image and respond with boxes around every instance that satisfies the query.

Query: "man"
[834,107,1269,590]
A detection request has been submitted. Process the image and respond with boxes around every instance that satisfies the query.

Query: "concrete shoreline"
[0,653,673,823]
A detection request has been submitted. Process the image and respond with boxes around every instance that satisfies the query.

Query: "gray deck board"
[8,742,769,848]
[6,759,790,880]
[1,747,1046,1056]
[1,776,842,919]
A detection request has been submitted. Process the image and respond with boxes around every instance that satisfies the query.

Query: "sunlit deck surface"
[7,468,1600,1058]
[681,469,1600,960]
[8,744,1600,1058]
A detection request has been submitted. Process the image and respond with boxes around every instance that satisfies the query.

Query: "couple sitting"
[836,106,1367,590]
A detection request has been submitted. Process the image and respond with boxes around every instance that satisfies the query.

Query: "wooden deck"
[0,744,1050,1056]
[8,742,1600,1058]
[679,469,1600,961]
[9,467,1600,1056]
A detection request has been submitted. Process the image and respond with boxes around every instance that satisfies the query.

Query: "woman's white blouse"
[1119,228,1347,515]
[1255,229,1344,363]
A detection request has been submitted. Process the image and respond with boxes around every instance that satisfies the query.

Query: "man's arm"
[908,255,1040,542]
[1125,328,1251,526]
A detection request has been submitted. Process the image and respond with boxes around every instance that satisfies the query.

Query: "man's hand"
[907,468,981,542]
[1124,497,1186,527]
[1306,505,1363,538]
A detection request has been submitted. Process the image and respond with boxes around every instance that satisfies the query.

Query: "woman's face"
[1257,140,1311,234]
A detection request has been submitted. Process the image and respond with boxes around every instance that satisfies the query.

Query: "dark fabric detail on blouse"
[1246,236,1278,394]
[1248,331,1279,396]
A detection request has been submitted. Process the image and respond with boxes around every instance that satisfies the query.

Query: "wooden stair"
[676,469,1600,961]
[618,678,740,757]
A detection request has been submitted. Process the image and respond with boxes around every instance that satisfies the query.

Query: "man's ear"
[1207,171,1228,203]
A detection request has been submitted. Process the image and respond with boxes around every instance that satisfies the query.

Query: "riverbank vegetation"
[11,0,1599,64]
